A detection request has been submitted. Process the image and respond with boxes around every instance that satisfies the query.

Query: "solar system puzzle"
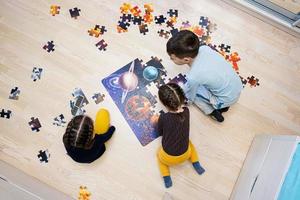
[102,57,186,146]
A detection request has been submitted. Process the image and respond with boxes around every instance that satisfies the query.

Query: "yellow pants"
[157,141,199,177]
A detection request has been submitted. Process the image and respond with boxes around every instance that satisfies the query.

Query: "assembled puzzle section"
[70,88,89,116]
[102,57,187,146]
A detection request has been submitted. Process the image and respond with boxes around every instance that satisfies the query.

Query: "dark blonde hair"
[63,115,94,150]
[158,83,186,111]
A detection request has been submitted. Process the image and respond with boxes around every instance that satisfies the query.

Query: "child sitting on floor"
[63,108,115,163]
[166,30,243,122]
[157,83,205,188]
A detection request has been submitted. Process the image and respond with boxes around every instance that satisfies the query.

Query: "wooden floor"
[1,0,300,199]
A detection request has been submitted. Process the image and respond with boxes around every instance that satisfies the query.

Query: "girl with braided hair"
[157,83,205,188]
[63,109,115,163]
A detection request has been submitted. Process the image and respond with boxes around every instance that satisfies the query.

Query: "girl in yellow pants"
[157,83,205,188]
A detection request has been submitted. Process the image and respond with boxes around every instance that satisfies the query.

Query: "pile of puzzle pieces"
[117,3,179,38]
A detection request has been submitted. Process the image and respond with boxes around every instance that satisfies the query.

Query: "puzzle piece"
[155,15,167,25]
[70,88,89,116]
[167,9,178,17]
[158,29,170,39]
[120,14,132,22]
[143,13,153,24]
[31,67,43,81]
[166,17,177,28]
[95,39,108,51]
[78,186,91,200]
[92,93,105,104]
[181,21,191,29]
[9,87,20,100]
[28,117,42,132]
[199,16,210,28]
[43,41,55,52]
[133,16,143,25]
[117,25,128,33]
[228,52,241,71]
[144,4,154,13]
[37,150,50,163]
[130,6,141,17]
[192,26,205,37]
[118,20,130,30]
[53,114,66,127]
[69,7,81,19]
[88,25,107,37]
[0,109,12,119]
[208,22,217,33]
[139,24,149,35]
[120,3,132,14]
[170,27,179,36]
[247,76,260,87]
[240,76,247,87]
[218,44,231,53]
[50,5,60,16]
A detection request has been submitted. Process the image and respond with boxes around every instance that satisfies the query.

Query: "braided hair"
[63,115,95,150]
[158,83,186,111]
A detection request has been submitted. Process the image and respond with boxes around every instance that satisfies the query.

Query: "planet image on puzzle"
[119,61,138,103]
[143,66,158,81]
[125,95,151,121]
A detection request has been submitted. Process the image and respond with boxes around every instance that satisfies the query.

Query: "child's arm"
[183,78,199,102]
[95,126,115,143]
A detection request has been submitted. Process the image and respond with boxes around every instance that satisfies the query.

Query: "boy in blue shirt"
[166,30,243,122]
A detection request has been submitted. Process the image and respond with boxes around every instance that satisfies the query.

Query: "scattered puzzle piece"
[133,16,143,25]
[120,14,132,22]
[170,27,179,36]
[139,23,149,35]
[130,6,141,17]
[9,87,20,100]
[43,41,55,52]
[167,9,178,17]
[31,67,43,81]
[92,93,105,104]
[78,186,91,200]
[240,76,247,87]
[95,39,108,51]
[53,114,66,127]
[247,76,260,87]
[158,29,170,39]
[69,7,81,19]
[0,109,12,119]
[50,5,60,16]
[199,16,210,28]
[37,150,50,163]
[120,3,132,14]
[88,25,107,37]
[155,15,167,25]
[218,44,231,53]
[28,117,42,132]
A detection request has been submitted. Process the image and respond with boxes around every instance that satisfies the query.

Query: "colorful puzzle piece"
[78,186,91,200]
[9,87,20,100]
[0,109,12,119]
[37,150,50,163]
[50,5,60,16]
[31,67,43,81]
[120,3,132,14]
[53,114,66,127]
[167,9,178,17]
[28,117,42,132]
[43,41,55,52]
[69,7,81,19]
[88,25,107,37]
[130,6,142,17]
[247,76,260,87]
